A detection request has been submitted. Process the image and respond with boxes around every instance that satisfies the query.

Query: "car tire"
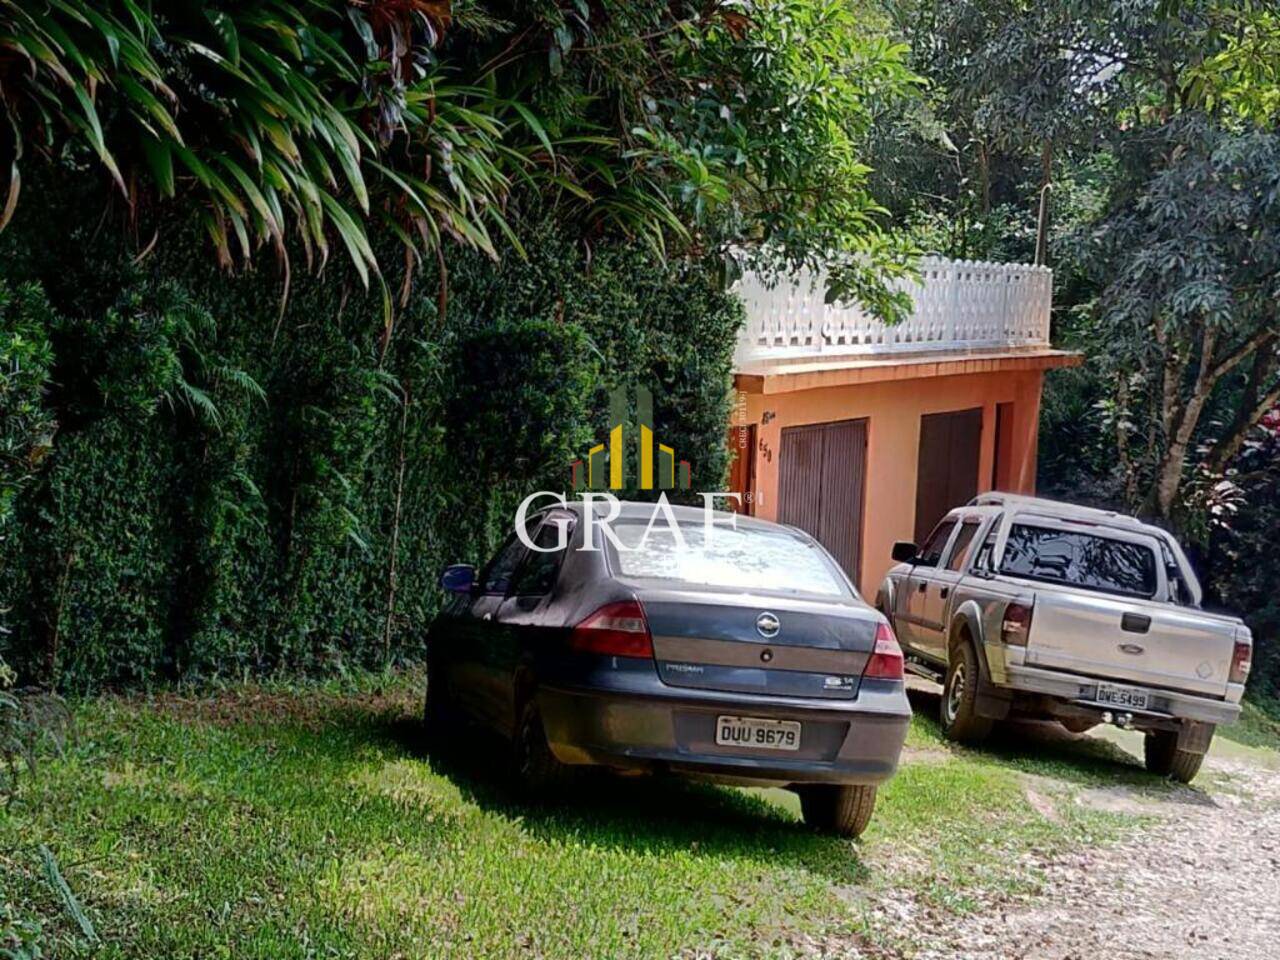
[1144,729,1209,784]
[422,655,457,747]
[941,640,993,743]
[798,784,878,838]
[513,699,574,801]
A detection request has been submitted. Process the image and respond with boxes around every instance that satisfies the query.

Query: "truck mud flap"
[1177,720,1214,753]
[976,686,1012,721]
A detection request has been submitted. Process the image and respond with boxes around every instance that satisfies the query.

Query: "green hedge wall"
[0,191,741,692]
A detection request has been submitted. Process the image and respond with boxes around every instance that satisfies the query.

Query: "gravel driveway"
[895,741,1280,960]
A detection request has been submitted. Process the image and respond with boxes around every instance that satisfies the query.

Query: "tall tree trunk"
[1205,337,1280,475]
[1149,326,1218,517]
[977,140,991,215]
[382,387,411,665]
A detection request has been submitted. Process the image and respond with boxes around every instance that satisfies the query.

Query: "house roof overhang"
[733,347,1083,395]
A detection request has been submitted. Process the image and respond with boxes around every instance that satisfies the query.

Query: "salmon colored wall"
[736,369,1045,599]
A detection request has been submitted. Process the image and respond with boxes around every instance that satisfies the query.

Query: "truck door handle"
[1121,612,1151,634]
[940,586,950,599]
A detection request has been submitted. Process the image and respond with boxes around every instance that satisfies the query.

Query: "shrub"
[0,195,741,691]
[0,282,56,527]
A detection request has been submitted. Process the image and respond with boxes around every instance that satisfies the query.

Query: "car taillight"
[862,622,904,680]
[1001,602,1032,646]
[570,600,653,658]
[1230,641,1252,685]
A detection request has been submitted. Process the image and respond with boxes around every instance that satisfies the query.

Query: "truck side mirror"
[440,563,477,595]
[891,541,918,564]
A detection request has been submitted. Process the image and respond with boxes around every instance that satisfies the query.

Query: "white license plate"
[715,716,801,751]
[1094,682,1150,710]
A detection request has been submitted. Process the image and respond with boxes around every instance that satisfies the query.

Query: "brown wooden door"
[991,401,1015,491]
[914,407,983,543]
[778,418,868,582]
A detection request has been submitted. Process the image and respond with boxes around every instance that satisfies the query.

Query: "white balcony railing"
[734,257,1053,366]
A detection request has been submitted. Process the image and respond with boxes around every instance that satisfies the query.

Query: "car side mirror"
[891,541,919,564]
[440,563,477,595]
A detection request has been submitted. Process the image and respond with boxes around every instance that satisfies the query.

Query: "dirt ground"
[885,728,1280,960]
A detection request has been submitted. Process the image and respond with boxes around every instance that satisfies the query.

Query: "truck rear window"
[1000,524,1158,598]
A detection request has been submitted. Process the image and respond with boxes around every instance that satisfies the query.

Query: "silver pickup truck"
[877,493,1252,782]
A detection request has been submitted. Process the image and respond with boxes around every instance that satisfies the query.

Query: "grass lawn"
[0,671,1230,959]
[1219,694,1280,751]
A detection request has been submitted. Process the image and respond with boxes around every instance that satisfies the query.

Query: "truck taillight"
[1230,641,1252,685]
[862,622,904,680]
[1001,602,1032,646]
[570,600,653,658]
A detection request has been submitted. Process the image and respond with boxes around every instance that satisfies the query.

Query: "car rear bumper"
[537,669,911,787]
[1004,663,1241,726]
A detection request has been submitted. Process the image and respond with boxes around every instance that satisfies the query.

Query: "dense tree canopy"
[879,0,1280,523]
[0,1,920,327]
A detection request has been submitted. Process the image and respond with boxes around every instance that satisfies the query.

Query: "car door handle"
[917,581,927,593]
[1121,612,1151,634]
[940,586,950,599]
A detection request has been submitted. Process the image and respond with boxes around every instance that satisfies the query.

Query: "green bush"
[0,282,56,527]
[0,195,742,692]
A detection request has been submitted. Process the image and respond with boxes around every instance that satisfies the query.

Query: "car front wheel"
[422,655,457,747]
[798,784,878,838]
[941,641,993,743]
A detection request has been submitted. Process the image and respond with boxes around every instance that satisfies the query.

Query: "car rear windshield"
[609,520,850,597]
[1000,523,1159,598]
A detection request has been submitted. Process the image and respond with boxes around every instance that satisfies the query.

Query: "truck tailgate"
[1024,590,1236,698]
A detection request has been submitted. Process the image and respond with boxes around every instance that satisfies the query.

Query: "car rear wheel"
[1144,729,1209,784]
[513,700,574,801]
[941,641,993,743]
[798,784,878,838]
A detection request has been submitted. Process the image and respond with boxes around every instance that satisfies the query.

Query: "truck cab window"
[916,520,956,568]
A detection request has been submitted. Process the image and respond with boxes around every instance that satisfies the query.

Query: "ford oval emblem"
[756,612,780,639]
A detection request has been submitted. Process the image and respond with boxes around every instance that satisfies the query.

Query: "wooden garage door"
[914,407,983,543]
[777,418,868,582]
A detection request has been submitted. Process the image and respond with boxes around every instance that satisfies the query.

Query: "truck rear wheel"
[798,784,878,838]
[1144,729,1210,784]
[941,641,993,743]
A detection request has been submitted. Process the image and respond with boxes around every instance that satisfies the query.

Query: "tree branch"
[1211,328,1277,382]
[1206,348,1280,474]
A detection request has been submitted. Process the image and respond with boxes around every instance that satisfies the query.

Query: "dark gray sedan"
[424,501,911,836]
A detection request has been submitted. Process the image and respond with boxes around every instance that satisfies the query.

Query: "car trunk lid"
[639,588,878,700]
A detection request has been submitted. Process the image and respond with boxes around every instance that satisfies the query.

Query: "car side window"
[945,521,982,571]
[481,534,527,595]
[509,515,575,597]
[916,520,956,568]
[972,523,1000,572]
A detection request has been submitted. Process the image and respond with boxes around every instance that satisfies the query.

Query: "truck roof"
[969,492,1159,535]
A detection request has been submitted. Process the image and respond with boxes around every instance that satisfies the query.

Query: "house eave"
[733,346,1083,395]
